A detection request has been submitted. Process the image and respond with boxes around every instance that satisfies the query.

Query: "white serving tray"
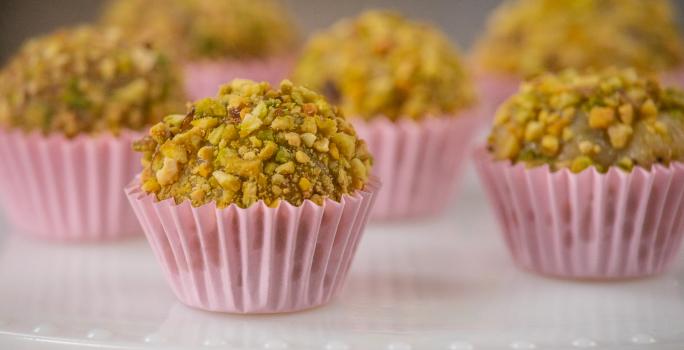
[1,169,683,350]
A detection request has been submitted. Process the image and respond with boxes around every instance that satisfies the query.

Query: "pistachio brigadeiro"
[488,69,684,173]
[134,79,373,208]
[102,0,297,60]
[474,0,684,76]
[0,26,183,137]
[293,11,474,121]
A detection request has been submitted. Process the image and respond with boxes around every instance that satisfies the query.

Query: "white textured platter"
[0,170,683,350]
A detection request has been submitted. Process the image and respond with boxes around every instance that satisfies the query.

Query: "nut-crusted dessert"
[293,10,474,121]
[474,0,684,76]
[134,79,373,208]
[0,26,183,137]
[488,69,684,172]
[102,0,297,61]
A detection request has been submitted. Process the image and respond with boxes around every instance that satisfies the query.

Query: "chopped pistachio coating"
[102,0,297,60]
[134,79,373,208]
[0,26,183,137]
[488,69,684,172]
[474,0,684,76]
[292,10,475,121]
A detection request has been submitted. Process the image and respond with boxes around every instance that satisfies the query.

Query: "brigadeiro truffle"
[474,68,684,279]
[101,0,298,100]
[125,79,379,313]
[0,25,183,241]
[473,0,684,117]
[293,10,481,219]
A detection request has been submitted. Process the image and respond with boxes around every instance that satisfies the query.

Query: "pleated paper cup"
[475,72,520,122]
[352,109,482,220]
[183,55,295,100]
[474,147,684,279]
[661,66,684,90]
[125,178,379,314]
[0,128,143,241]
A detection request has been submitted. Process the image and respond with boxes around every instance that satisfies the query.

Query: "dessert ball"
[474,0,684,76]
[488,69,684,172]
[102,0,297,61]
[0,26,183,137]
[293,10,474,121]
[134,79,373,208]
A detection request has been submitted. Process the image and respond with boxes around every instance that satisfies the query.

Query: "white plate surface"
[0,170,683,350]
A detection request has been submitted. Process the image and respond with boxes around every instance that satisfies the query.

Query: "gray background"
[1,0,684,64]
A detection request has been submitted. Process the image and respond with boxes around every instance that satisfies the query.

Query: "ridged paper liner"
[183,55,295,100]
[352,110,482,220]
[0,128,143,241]
[125,178,379,314]
[474,147,684,279]
[475,72,520,122]
[662,66,684,90]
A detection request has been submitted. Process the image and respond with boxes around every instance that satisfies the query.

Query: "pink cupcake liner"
[661,66,684,90]
[125,178,380,314]
[475,72,520,122]
[473,147,684,279]
[183,55,295,100]
[0,128,143,241]
[352,109,482,220]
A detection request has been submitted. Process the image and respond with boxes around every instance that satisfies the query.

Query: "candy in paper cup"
[0,128,143,241]
[473,147,684,279]
[183,55,295,100]
[477,68,684,120]
[474,72,520,122]
[352,109,482,220]
[125,178,380,314]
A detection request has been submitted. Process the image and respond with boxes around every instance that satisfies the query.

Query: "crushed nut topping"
[0,26,183,137]
[134,79,373,208]
[474,0,684,76]
[293,10,475,121]
[488,68,684,172]
[102,0,297,60]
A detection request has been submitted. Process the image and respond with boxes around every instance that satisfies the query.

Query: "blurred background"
[3,0,683,64]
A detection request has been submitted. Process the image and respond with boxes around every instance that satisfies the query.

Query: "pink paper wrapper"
[352,110,482,220]
[473,147,684,279]
[183,55,295,100]
[661,66,684,90]
[125,178,380,314]
[0,128,143,241]
[474,72,520,122]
